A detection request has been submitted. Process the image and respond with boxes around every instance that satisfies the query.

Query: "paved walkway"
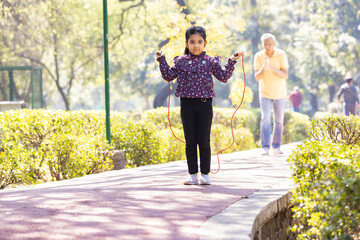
[0,143,299,240]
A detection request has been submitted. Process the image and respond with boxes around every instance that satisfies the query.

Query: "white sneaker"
[261,148,269,156]
[273,148,283,155]
[184,174,199,185]
[199,174,211,185]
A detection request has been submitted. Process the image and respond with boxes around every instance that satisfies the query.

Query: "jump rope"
[160,51,247,174]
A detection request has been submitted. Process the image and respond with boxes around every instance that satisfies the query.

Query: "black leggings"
[180,98,213,174]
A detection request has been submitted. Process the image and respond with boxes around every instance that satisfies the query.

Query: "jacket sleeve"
[211,56,236,83]
[336,86,343,100]
[157,55,179,82]
[354,87,359,103]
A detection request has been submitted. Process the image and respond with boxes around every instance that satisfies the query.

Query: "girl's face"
[186,33,207,56]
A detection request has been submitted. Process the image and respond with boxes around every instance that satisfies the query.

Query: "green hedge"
[157,128,185,163]
[111,120,162,167]
[288,115,360,239]
[0,110,112,189]
[142,106,258,154]
[142,107,310,148]
[308,114,360,145]
[0,107,310,189]
[283,111,311,144]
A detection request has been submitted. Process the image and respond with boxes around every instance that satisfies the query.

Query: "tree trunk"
[176,0,190,15]
[143,94,150,110]
[53,34,70,110]
[250,0,260,108]
[329,84,336,103]
[0,70,8,101]
[310,90,318,115]
[154,82,178,108]
[153,0,192,108]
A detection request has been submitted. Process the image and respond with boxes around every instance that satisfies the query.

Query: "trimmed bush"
[283,111,311,144]
[0,143,36,188]
[288,115,360,239]
[0,107,310,189]
[111,120,161,167]
[308,114,360,145]
[213,107,258,132]
[142,106,258,155]
[0,110,113,188]
[157,128,186,162]
[288,141,360,239]
[142,107,182,130]
[211,124,256,154]
[41,134,111,181]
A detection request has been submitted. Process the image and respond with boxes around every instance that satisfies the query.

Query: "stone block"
[108,150,126,170]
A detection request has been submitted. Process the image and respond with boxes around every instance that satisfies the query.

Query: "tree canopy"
[1,0,359,114]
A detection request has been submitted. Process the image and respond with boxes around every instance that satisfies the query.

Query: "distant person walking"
[254,33,289,156]
[289,86,302,112]
[337,77,359,116]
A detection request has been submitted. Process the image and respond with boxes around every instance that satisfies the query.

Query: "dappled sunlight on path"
[0,143,298,240]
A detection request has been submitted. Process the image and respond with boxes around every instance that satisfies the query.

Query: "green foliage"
[142,107,183,130]
[289,115,360,239]
[141,106,258,161]
[229,78,254,109]
[283,111,311,144]
[142,107,310,151]
[2,0,360,113]
[0,107,311,189]
[157,129,186,163]
[212,107,257,131]
[308,114,360,145]
[288,140,360,239]
[245,109,309,145]
[0,0,249,110]
[0,143,36,189]
[212,107,258,151]
[211,124,255,154]
[111,120,161,167]
[142,107,258,154]
[41,134,111,181]
[0,0,103,110]
[0,110,112,188]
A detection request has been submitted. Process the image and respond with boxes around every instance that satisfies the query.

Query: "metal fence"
[0,66,43,109]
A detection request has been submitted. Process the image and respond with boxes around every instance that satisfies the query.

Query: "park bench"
[0,101,24,111]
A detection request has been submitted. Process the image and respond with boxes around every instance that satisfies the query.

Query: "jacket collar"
[189,51,206,59]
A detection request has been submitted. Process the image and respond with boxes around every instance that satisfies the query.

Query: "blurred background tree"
[0,0,103,110]
[1,0,359,116]
[229,78,253,109]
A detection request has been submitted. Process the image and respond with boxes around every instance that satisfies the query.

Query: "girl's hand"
[231,51,244,61]
[155,50,163,58]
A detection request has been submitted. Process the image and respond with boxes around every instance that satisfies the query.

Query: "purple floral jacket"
[157,51,237,98]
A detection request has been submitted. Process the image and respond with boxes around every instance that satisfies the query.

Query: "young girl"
[155,26,243,185]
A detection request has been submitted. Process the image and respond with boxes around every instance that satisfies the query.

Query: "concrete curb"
[251,187,294,239]
[199,179,293,240]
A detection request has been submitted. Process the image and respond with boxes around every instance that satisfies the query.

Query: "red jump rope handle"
[156,51,163,57]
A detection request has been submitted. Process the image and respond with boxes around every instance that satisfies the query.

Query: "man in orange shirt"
[254,33,289,155]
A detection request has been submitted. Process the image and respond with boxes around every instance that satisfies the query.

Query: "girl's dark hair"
[184,26,207,54]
